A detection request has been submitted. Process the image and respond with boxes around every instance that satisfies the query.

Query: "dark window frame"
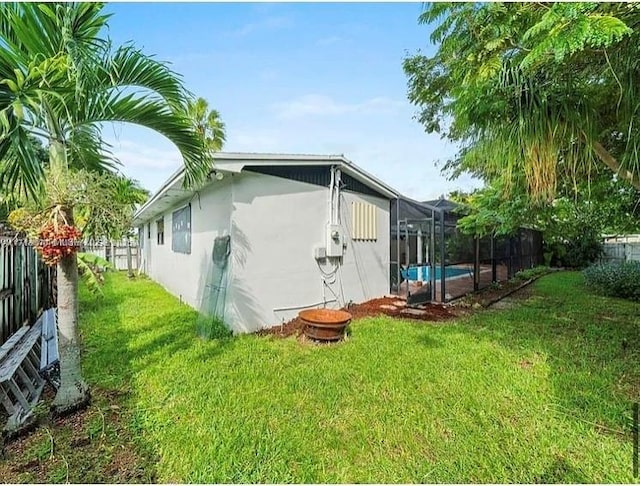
[172,204,192,254]
[156,217,164,245]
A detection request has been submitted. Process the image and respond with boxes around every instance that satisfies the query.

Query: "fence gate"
[391,217,436,305]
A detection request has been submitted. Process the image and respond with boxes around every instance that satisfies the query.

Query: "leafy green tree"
[0,3,211,414]
[405,3,640,200]
[452,168,640,266]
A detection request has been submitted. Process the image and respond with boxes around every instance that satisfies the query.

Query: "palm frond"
[78,90,210,188]
[97,44,188,107]
[77,251,112,295]
[0,124,45,198]
[66,123,119,173]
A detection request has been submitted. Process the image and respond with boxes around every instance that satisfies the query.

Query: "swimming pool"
[401,265,470,281]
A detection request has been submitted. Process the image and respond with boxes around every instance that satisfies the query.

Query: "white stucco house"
[133,153,399,333]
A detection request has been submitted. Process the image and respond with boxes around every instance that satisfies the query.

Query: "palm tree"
[186,97,227,154]
[0,3,212,414]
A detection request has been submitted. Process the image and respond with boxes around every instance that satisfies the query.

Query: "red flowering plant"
[37,221,83,266]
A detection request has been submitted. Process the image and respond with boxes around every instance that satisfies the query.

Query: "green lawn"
[68,271,638,483]
[4,271,635,483]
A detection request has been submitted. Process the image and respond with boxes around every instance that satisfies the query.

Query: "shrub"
[514,266,551,281]
[583,261,640,301]
[544,232,603,269]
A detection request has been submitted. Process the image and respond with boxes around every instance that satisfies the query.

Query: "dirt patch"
[255,317,306,338]
[347,296,458,321]
[258,272,558,339]
[519,359,533,369]
[257,296,460,338]
[0,385,156,483]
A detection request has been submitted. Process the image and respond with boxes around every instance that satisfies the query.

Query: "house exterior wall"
[227,172,328,332]
[338,190,390,304]
[228,172,390,333]
[138,178,233,310]
[138,170,391,334]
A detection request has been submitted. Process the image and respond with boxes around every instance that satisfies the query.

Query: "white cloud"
[102,138,183,193]
[110,140,182,171]
[272,94,405,120]
[226,129,285,153]
[103,104,480,200]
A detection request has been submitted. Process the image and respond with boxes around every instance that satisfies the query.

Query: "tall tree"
[186,97,226,155]
[0,3,212,414]
[404,3,640,200]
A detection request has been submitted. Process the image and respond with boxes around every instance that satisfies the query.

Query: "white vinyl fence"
[602,235,640,263]
[84,240,139,271]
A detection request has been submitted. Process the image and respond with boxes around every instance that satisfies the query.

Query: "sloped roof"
[133,152,401,226]
[422,198,459,211]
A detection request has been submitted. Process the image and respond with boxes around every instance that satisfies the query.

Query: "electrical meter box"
[325,224,343,257]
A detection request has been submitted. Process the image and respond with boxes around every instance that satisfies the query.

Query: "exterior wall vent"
[352,202,377,241]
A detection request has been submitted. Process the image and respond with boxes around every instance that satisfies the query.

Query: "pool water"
[401,265,470,281]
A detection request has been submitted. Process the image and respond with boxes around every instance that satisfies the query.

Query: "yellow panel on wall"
[352,202,377,241]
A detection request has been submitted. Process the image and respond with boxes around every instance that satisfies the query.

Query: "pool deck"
[398,264,509,303]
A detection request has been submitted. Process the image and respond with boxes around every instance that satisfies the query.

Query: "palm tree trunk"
[51,211,90,415]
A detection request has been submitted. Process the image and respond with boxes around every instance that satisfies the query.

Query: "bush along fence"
[0,237,56,345]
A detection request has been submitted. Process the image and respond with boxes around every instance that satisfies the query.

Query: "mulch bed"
[258,272,557,339]
[257,296,460,338]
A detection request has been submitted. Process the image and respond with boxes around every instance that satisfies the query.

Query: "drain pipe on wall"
[273,299,339,322]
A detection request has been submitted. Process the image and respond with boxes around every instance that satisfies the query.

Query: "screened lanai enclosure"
[390,197,543,304]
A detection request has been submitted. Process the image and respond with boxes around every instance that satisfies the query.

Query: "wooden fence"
[0,238,56,345]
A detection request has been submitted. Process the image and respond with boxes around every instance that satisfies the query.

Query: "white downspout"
[329,167,335,225]
[334,168,341,224]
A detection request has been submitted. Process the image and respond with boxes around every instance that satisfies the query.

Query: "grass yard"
[3,271,639,482]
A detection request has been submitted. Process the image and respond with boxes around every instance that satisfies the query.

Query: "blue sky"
[103,2,481,199]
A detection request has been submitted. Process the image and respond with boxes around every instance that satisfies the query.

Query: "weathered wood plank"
[0,325,29,363]
[5,379,30,411]
[0,383,16,415]
[39,308,58,371]
[22,350,42,384]
[15,365,36,399]
[0,320,42,382]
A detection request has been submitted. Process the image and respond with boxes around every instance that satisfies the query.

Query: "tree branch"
[592,141,640,190]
